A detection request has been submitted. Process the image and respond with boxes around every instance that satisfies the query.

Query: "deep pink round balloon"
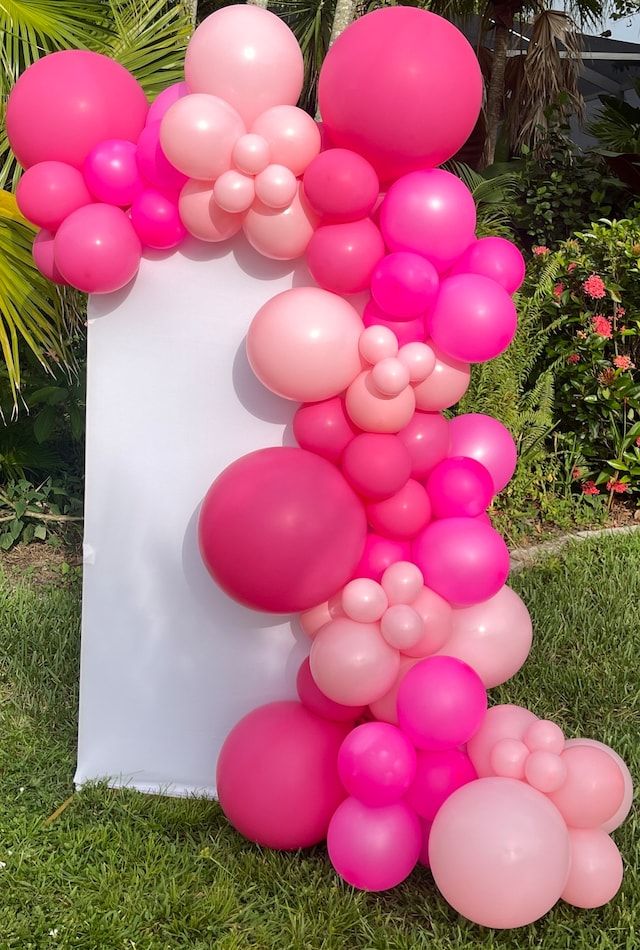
[296,658,365,723]
[366,479,431,539]
[450,236,526,294]
[398,656,488,751]
[406,748,478,821]
[199,448,367,613]
[303,149,379,223]
[306,218,385,295]
[147,82,190,126]
[53,203,141,293]
[217,701,348,849]
[130,189,186,250]
[362,300,426,345]
[371,252,439,319]
[83,139,143,206]
[353,534,412,582]
[293,397,358,463]
[318,8,482,183]
[448,413,517,493]
[430,274,518,364]
[338,722,417,805]
[413,517,510,606]
[136,121,188,197]
[398,411,450,479]
[342,433,412,500]
[32,229,66,285]
[426,457,494,519]
[16,161,92,231]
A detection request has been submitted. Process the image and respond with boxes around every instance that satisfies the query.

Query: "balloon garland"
[7,4,633,929]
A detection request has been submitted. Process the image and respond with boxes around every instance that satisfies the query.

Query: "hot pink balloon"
[561,829,623,909]
[337,722,417,806]
[342,433,411,500]
[160,94,246,181]
[430,274,518,364]
[467,704,538,777]
[306,219,385,296]
[179,180,243,243]
[418,819,432,868]
[363,300,426,346]
[398,411,450,480]
[366,479,431,540]
[369,655,419,724]
[147,82,190,126]
[448,413,517,494]
[130,189,186,250]
[565,739,634,833]
[342,578,388,623]
[413,344,470,411]
[303,149,379,223]
[426,456,494,519]
[254,165,297,210]
[346,370,416,434]
[296,658,365,723]
[406,748,477,821]
[310,618,400,706]
[243,184,318,260]
[16,161,92,232]
[371,252,439,319]
[136,122,188,197]
[451,236,526,294]
[83,139,143,207]
[548,746,625,829]
[353,534,412,582]
[293,397,358,463]
[53,203,141,294]
[403,586,453,657]
[32,229,66,285]
[251,105,320,177]
[214,170,256,214]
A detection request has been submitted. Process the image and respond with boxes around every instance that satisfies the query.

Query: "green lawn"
[0,536,638,950]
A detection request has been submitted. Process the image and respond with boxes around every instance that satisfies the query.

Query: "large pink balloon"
[6,50,147,169]
[467,704,538,777]
[53,204,141,294]
[413,344,470,411]
[366,479,431,539]
[160,94,245,181]
[430,274,518,364]
[342,433,412,501]
[449,413,517,493]
[16,161,92,232]
[293,397,358,463]
[198,448,366,613]
[429,778,571,928]
[247,287,362,402]
[426,456,494,519]
[306,218,385,295]
[310,618,400,706]
[296,658,365,723]
[371,252,439,320]
[564,738,633,833]
[217,701,348,849]
[561,829,623,909]
[303,149,379,223]
[398,411,450,479]
[451,236,526,294]
[548,746,625,829]
[338,722,417,806]
[243,184,318,261]
[185,6,304,126]
[318,8,482,183]
[406,748,477,821]
[179,180,243,243]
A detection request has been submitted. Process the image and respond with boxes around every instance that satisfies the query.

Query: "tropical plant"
[446,160,519,237]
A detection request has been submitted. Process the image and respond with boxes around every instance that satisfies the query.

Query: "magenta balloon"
[217,701,348,849]
[398,411,450,480]
[397,656,487,751]
[564,739,634,833]
[293,397,358,463]
[430,274,518,364]
[371,252,439,319]
[198,448,366,613]
[147,82,190,126]
[338,722,417,806]
[32,229,66,285]
[16,161,92,232]
[380,170,476,272]
[130,189,186,250]
[448,413,517,493]
[362,300,426,345]
[548,746,625,830]
[353,534,412,582]
[83,139,143,207]
[406,748,477,821]
[53,204,141,294]
[366,479,431,540]
[306,218,385,295]
[451,236,526,294]
[327,797,421,891]
[318,8,482,183]
[136,122,188,197]
[413,517,510,606]
[6,50,148,170]
[426,456,494,519]
[561,829,623,909]
[342,433,412,500]
[303,149,379,222]
[296,658,365,723]
[466,704,538,777]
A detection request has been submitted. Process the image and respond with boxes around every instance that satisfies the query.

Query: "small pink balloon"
[83,139,143,207]
[426,456,494,519]
[136,122,188,197]
[299,596,344,638]
[490,738,529,779]
[16,161,92,232]
[448,413,517,493]
[451,236,526,294]
[353,534,412,582]
[254,164,297,210]
[346,370,416,433]
[381,561,423,606]
[467,704,538,777]
[398,343,436,383]
[342,578,388,623]
[413,343,470,411]
[296,657,365,722]
[306,218,385,296]
[252,105,321,177]
[371,357,410,396]
[213,170,255,214]
[54,203,141,293]
[233,133,271,175]
[406,748,477,821]
[381,604,424,649]
[561,829,623,909]
[565,738,634,833]
[402,585,453,658]
[430,274,518,364]
[548,746,625,829]
[398,411,450,480]
[293,397,358,463]
[525,751,567,793]
[160,94,246,181]
[243,183,318,260]
[32,229,67,284]
[310,618,401,706]
[524,720,565,755]
[418,819,432,867]
[369,655,419,724]
[367,479,431,540]
[147,82,190,126]
[359,325,399,364]
[179,179,243,242]
[371,252,439,319]
[338,722,417,806]
[303,149,379,223]
[130,189,185,250]
[363,299,426,346]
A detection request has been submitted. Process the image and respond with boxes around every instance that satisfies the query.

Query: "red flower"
[613,355,635,371]
[553,283,565,298]
[583,274,606,299]
[572,467,582,479]
[617,306,626,317]
[533,245,550,256]
[567,353,581,364]
[582,481,600,495]
[606,479,629,494]
[591,316,613,338]
[567,262,577,273]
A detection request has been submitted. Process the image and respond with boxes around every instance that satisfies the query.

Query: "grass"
[0,536,638,950]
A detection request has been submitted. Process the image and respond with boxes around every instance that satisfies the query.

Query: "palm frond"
[271,0,336,114]
[589,86,640,155]
[446,160,519,237]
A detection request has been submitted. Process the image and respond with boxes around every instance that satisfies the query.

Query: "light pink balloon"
[448,413,517,493]
[381,604,424,650]
[430,274,518,364]
[359,325,399,364]
[363,300,426,346]
[398,343,436,383]
[490,738,529,779]
[254,164,297,210]
[467,704,538,777]
[252,105,320,176]
[525,751,567,793]
[346,370,416,433]
[337,722,417,806]
[53,203,141,294]
[299,595,344,638]
[130,189,186,250]
[564,738,633,833]
[366,479,431,540]
[303,148,379,223]
[371,357,410,396]
[353,534,412,582]
[429,777,571,928]
[413,343,470,411]
[524,719,565,754]
[247,286,362,402]
[232,134,271,175]
[83,139,143,207]
[381,561,423,606]
[398,411,450,480]
[306,218,385,296]
[213,170,255,214]
[147,82,190,126]
[160,94,246,181]
[402,585,453,658]
[136,121,188,198]
[179,179,243,242]
[342,578,388,623]
[243,184,319,260]
[310,618,401,706]
[32,229,67,285]
[561,829,623,909]
[16,161,92,232]
[548,746,625,829]
[450,236,526,294]
[296,657,365,722]
[369,655,420,724]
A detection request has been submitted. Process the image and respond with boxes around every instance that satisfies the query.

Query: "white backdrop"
[74,237,312,797]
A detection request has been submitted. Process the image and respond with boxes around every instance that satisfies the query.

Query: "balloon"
[199,447,366,613]
[548,746,625,829]
[243,184,318,260]
[233,134,271,175]
[413,345,470,411]
[490,738,529,779]
[380,604,424,650]
[564,739,634,833]
[136,122,188,198]
[467,704,538,777]
[561,829,623,909]
[418,819,432,868]
[160,94,245,181]
[247,287,362,402]
[6,50,147,169]
[337,722,417,806]
[32,229,66,285]
[293,397,358,463]
[185,6,304,126]
[525,751,567,793]
[381,562,423,606]
[441,586,533,688]
[216,701,348,849]
[303,149,379,223]
[369,655,420,724]
[254,165,297,210]
[402,586,453,657]
[317,8,482,182]
[363,300,425,346]
[83,139,143,207]
[296,658,365,723]
[426,457,494,520]
[448,413,517,493]
[251,106,320,176]
[341,434,411,501]
[328,798,421,891]
[398,411,450,480]
[130,189,185,250]
[346,371,415,434]
[310,618,400,706]
[53,203,141,294]
[213,170,256,214]
[366,479,431,540]
[397,343,436,384]
[179,180,243,243]
[306,219,385,296]
[429,778,571,928]
[406,748,477,821]
[451,236,526,294]
[380,170,476,272]
[16,161,92,232]
[299,595,344,638]
[371,357,410,396]
[524,720,565,754]
[147,82,190,126]
[359,325,399,365]
[353,534,412,583]
[371,252,439,319]
[397,656,487,751]
[342,578,388,623]
[413,517,510,607]
[430,275,518,364]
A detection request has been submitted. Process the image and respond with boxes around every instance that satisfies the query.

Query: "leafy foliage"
[589,82,640,156]
[0,475,83,550]
[446,160,519,238]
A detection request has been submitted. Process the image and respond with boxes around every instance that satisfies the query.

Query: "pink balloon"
[179,180,243,243]
[342,578,388,623]
[243,184,319,261]
[130,189,186,250]
[430,274,518,364]
[147,82,190,126]
[346,370,415,434]
[548,746,625,829]
[467,704,538,777]
[359,325,399,364]
[233,134,271,175]
[136,122,188,198]
[306,218,385,296]
[299,595,344,639]
[318,8,482,182]
[371,252,439,319]
[217,701,348,849]
[525,751,567,793]
[296,658,365,722]
[160,94,245,180]
[380,169,476,272]
[366,479,431,540]
[185,6,304,126]
[251,106,320,177]
[524,720,565,754]
[451,236,526,294]
[369,655,420,724]
[353,534,412,583]
[413,518,510,606]
[6,50,148,170]
[448,413,517,493]
[303,149,379,223]
[564,739,634,833]
[32,229,66,285]
[426,457,494,519]
[371,357,410,396]
[327,797,421,891]
[214,170,256,214]
[53,203,141,293]
[363,300,426,346]
[342,433,411,501]
[380,604,424,650]
[398,343,436,383]
[338,722,417,805]
[254,165,297,210]
[247,287,362,402]
[429,778,571,928]
[398,656,487,751]
[490,738,529,779]
[310,618,400,706]
[402,586,453,657]
[398,411,450,480]
[199,448,366,613]
[418,819,432,868]
[413,344,470,411]
[381,561,423,606]
[293,397,358,463]
[441,586,533,688]
[83,139,143,207]
[561,829,623,909]
[16,161,92,232]
[406,748,477,821]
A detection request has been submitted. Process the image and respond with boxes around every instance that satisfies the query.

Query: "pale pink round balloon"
[369,655,420,724]
[561,829,623,909]
[54,203,141,294]
[310,618,401,706]
[413,344,470,411]
[17,161,92,232]
[467,703,538,777]
[381,604,424,650]
[381,561,424,606]
[490,738,529,779]
[346,370,416,433]
[398,411,450,480]
[179,179,243,242]
[252,105,321,176]
[32,229,66,284]
[398,343,436,383]
[299,595,344,638]
[247,286,362,402]
[448,413,517,493]
[548,746,625,829]
[342,578,388,623]
[371,357,410,396]
[160,94,245,181]
[525,751,567,793]
[243,184,318,260]
[524,719,565,755]
[450,236,526,295]
[254,165,297,210]
[213,170,255,214]
[233,134,271,175]
[359,325,399,364]
[564,738,633,833]
[402,585,453,658]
